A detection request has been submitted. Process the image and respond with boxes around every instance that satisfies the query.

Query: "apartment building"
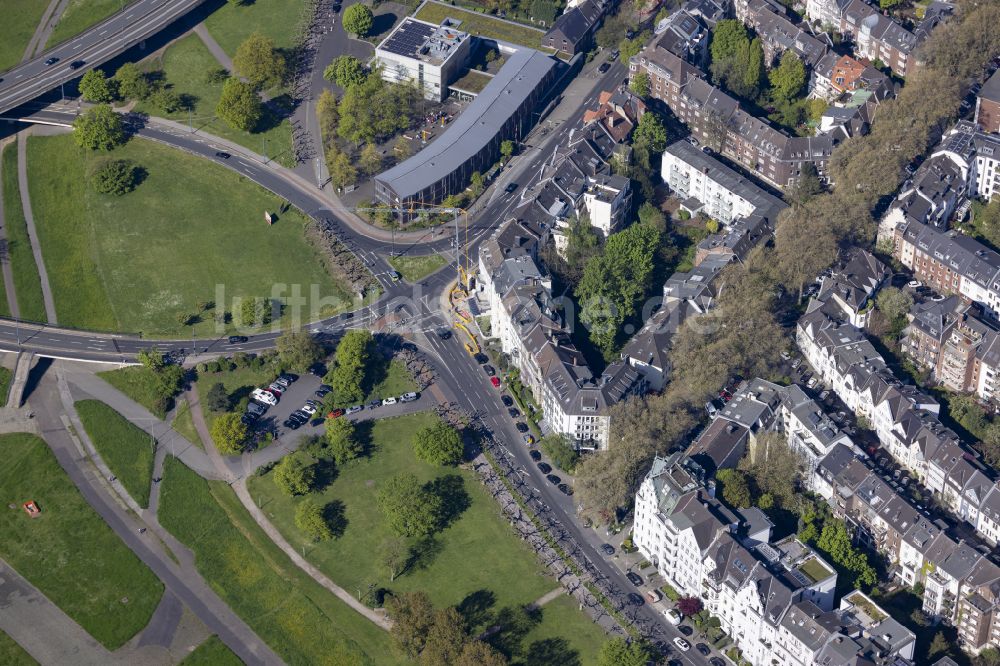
[811,248,889,328]
[734,0,830,68]
[977,69,1000,135]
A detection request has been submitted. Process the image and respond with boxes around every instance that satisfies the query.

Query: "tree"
[114,62,150,100]
[709,20,758,98]
[386,591,435,657]
[500,139,515,163]
[233,33,287,90]
[879,0,901,8]
[677,596,703,616]
[205,382,230,412]
[789,162,823,204]
[379,536,409,581]
[376,473,442,537]
[630,71,650,98]
[211,412,248,455]
[876,286,913,331]
[976,647,1000,666]
[324,55,367,89]
[413,421,464,466]
[928,631,949,659]
[394,135,411,160]
[326,416,362,464]
[770,51,807,101]
[420,607,469,666]
[317,89,339,142]
[342,3,374,37]
[744,37,764,95]
[216,78,262,132]
[73,104,126,150]
[276,329,323,371]
[79,69,115,103]
[773,203,838,302]
[540,435,579,472]
[816,520,877,589]
[455,640,507,666]
[326,145,357,189]
[272,452,316,496]
[632,111,668,153]
[740,432,803,509]
[470,171,485,197]
[138,348,166,371]
[325,330,371,404]
[359,143,382,176]
[295,499,334,541]
[598,638,653,666]
[715,468,751,508]
[239,297,273,327]
[90,159,142,195]
[563,211,602,279]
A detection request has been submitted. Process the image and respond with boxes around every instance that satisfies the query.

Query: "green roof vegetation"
[414,0,545,49]
[449,69,494,94]
[847,592,888,623]
[798,557,833,584]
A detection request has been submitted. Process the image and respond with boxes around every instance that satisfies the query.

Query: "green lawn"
[26,133,351,335]
[0,0,49,73]
[97,365,170,418]
[368,358,418,401]
[46,0,121,49]
[195,362,278,431]
[75,399,155,508]
[0,366,12,404]
[203,0,307,55]
[387,253,448,283]
[171,398,204,450]
[518,595,606,666]
[135,34,295,166]
[180,635,243,666]
[1,143,47,322]
[0,630,36,666]
[247,411,603,663]
[159,455,398,665]
[0,433,163,649]
[414,0,545,49]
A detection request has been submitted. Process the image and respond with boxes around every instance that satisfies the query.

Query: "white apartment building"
[374,17,472,102]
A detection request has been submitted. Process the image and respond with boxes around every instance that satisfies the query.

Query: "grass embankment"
[159,455,398,665]
[414,0,545,49]
[0,433,163,649]
[248,412,605,662]
[75,399,156,508]
[1,143,46,322]
[203,0,306,56]
[136,34,294,165]
[387,253,448,283]
[26,134,350,335]
[171,399,204,450]
[179,635,244,666]
[0,366,12,404]
[47,0,121,48]
[97,365,170,418]
[0,0,49,73]
[0,631,36,666]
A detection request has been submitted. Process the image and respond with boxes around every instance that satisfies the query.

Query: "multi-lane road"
[0,0,207,115]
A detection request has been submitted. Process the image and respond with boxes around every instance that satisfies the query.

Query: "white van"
[400,392,419,403]
[382,396,398,406]
[252,388,277,406]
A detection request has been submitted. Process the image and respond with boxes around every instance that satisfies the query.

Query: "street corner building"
[373,47,560,211]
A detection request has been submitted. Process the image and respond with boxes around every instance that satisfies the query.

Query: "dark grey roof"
[981,69,1000,104]
[375,48,557,200]
[545,0,602,44]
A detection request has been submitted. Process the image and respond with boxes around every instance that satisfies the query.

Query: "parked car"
[301,404,317,415]
[367,400,382,409]
[627,593,644,606]
[282,418,300,429]
[327,409,344,419]
[672,638,690,652]
[557,483,573,495]
[383,396,398,406]
[267,383,285,394]
[663,608,682,625]
[241,414,257,426]
[807,377,818,388]
[252,388,277,405]
[710,658,726,666]
[529,450,542,461]
[483,365,495,376]
[345,405,363,415]
[490,377,501,388]
[501,395,513,407]
[401,391,419,402]
[389,271,401,282]
[515,422,528,433]
[791,358,801,369]
[598,61,611,73]
[645,589,662,603]
[609,49,620,60]
[247,402,266,416]
[274,377,291,388]
[474,353,489,364]
[626,571,643,586]
[678,625,693,636]
[537,462,552,474]
[600,543,615,555]
[315,387,331,398]
[279,374,298,383]
[546,474,561,485]
[508,407,520,418]
[696,644,711,656]
[523,434,535,445]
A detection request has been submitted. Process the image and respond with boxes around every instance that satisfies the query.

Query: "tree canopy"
[216,78,262,132]
[276,329,324,372]
[211,412,248,455]
[413,421,464,466]
[326,416,362,464]
[325,329,372,405]
[73,104,126,151]
[598,637,654,666]
[376,473,442,537]
[273,452,316,496]
[295,498,334,541]
[323,55,367,89]
[79,69,116,103]
[233,33,287,90]
[769,51,807,101]
[342,3,374,37]
[89,159,142,195]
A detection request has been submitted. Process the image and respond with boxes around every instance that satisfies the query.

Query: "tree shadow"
[487,605,542,659]
[428,474,470,528]
[353,419,376,457]
[323,499,348,537]
[457,589,496,632]
[362,352,390,395]
[255,93,295,133]
[313,457,340,492]
[407,535,443,572]
[370,12,398,38]
[229,384,256,406]
[521,637,580,666]
[177,93,199,112]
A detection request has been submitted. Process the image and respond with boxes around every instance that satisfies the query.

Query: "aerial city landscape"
[0,0,997,663]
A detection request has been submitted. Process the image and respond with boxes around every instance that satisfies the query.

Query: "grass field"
[0,366,12,404]
[203,0,307,56]
[46,0,121,49]
[1,143,47,322]
[414,0,545,49]
[180,635,243,666]
[0,630,36,666]
[159,455,399,665]
[0,0,49,73]
[75,399,156,508]
[0,433,163,649]
[97,365,171,418]
[171,399,204,450]
[387,253,448,283]
[247,411,604,662]
[26,134,351,335]
[518,595,606,666]
[136,35,295,166]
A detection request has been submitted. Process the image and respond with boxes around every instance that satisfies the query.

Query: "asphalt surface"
[0,0,207,115]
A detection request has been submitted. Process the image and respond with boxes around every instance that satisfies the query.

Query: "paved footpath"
[15,130,58,324]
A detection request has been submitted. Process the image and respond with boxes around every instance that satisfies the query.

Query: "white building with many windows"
[374,17,473,101]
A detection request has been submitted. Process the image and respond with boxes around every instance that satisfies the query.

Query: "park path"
[15,131,58,324]
[183,387,393,630]
[529,587,567,609]
[0,137,20,318]
[192,24,234,73]
[21,0,73,61]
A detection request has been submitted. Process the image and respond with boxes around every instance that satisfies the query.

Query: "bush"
[342,3,374,37]
[661,583,680,602]
[90,159,143,195]
[677,209,691,221]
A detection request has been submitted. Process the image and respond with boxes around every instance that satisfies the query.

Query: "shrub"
[90,159,143,195]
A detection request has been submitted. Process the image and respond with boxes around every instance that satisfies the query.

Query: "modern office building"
[374,17,472,101]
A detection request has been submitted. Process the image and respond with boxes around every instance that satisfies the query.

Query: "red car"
[490,376,501,388]
[327,409,344,419]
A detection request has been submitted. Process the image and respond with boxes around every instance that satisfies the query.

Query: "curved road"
[0,0,207,114]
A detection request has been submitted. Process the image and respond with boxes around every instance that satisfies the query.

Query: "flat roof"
[376,48,557,201]
[377,17,469,65]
